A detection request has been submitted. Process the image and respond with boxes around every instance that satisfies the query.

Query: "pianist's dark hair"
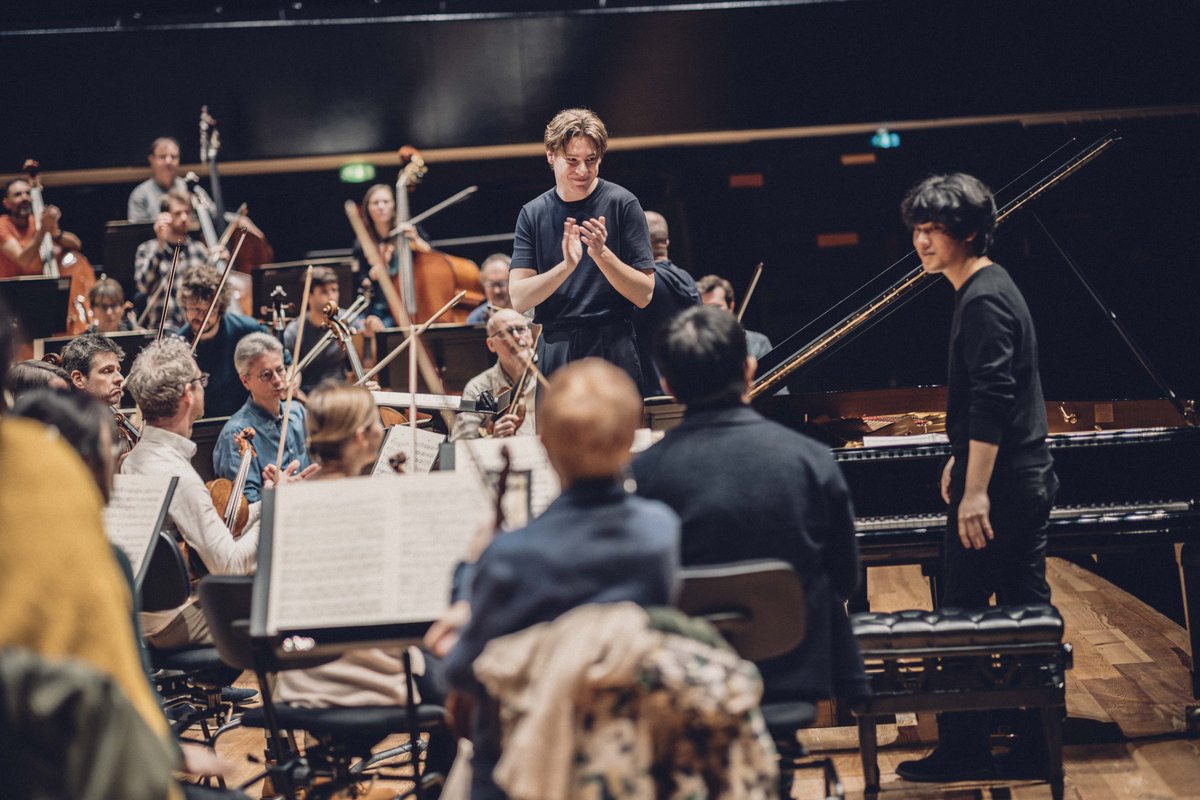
[900,172,996,256]
[654,305,748,408]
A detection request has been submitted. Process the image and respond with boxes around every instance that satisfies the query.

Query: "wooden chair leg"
[857,715,880,793]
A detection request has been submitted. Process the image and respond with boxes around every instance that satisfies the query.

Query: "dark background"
[5,0,1199,400]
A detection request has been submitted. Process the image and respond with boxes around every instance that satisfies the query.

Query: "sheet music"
[631,427,665,453]
[372,425,445,475]
[266,473,492,634]
[372,390,464,411]
[104,474,175,579]
[456,436,560,517]
[862,433,949,448]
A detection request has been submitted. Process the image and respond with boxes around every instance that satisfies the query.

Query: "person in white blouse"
[122,337,262,648]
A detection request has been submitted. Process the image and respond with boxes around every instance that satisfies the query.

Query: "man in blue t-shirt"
[508,108,655,386]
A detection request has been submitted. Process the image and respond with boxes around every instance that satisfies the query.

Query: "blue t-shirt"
[176,312,272,419]
[511,179,655,324]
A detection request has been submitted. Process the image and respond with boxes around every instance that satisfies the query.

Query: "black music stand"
[376,323,491,394]
[102,221,155,295]
[190,416,231,483]
[105,475,178,590]
[251,258,359,322]
[0,275,72,341]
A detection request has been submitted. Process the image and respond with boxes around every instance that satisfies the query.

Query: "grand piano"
[646,134,1200,698]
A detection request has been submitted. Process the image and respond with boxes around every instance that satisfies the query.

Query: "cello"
[22,159,96,335]
[389,146,485,324]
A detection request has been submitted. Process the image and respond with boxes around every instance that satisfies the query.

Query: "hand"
[262,460,318,490]
[362,379,381,392]
[957,488,993,550]
[491,412,520,438]
[579,215,608,260]
[363,315,385,334]
[41,205,62,238]
[940,456,954,505]
[561,217,583,270]
[424,600,472,658]
[153,212,173,246]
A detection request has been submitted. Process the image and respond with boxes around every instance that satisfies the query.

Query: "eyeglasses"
[188,372,210,388]
[489,325,531,340]
[481,281,508,290]
[253,365,289,383]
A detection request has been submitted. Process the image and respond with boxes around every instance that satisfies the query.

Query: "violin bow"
[275,265,314,473]
[190,229,249,355]
[207,202,249,266]
[356,290,466,385]
[736,262,764,324]
[155,243,184,342]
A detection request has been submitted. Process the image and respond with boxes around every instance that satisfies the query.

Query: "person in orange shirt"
[0,177,81,279]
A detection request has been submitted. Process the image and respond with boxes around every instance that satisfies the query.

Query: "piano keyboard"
[855,500,1194,532]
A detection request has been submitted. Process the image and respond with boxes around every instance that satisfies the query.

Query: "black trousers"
[538,318,642,388]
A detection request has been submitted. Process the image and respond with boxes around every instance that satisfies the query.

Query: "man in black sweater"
[897,173,1059,782]
[631,305,869,706]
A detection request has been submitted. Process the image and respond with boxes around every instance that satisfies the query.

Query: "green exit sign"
[339,163,377,183]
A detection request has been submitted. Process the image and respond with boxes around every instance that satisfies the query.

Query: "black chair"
[198,575,452,800]
[676,559,843,799]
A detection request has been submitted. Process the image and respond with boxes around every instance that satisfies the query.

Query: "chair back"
[197,575,256,671]
[140,531,191,612]
[676,559,805,662]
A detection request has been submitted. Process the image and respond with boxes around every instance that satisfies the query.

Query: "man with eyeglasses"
[174,263,274,418]
[123,337,262,648]
[451,309,538,441]
[465,253,530,326]
[213,333,314,504]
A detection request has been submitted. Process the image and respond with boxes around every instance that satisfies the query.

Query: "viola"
[205,427,254,539]
[22,159,96,336]
[322,301,417,428]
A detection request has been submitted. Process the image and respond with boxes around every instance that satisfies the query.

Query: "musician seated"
[60,333,126,408]
[465,253,529,326]
[697,273,773,360]
[353,183,433,329]
[426,358,680,800]
[213,333,313,504]
[6,359,71,399]
[1,177,82,278]
[634,210,700,396]
[89,278,137,334]
[631,305,869,705]
[450,309,538,442]
[175,264,273,419]
[134,190,211,330]
[123,338,262,648]
[282,266,362,392]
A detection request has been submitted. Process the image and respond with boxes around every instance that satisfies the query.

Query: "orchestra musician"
[282,266,362,391]
[352,183,433,329]
[697,274,773,360]
[122,337,262,648]
[895,173,1059,783]
[89,278,138,334]
[508,108,655,385]
[60,333,126,408]
[426,358,680,800]
[633,211,700,395]
[449,309,538,442]
[134,190,213,329]
[6,359,71,398]
[464,253,526,325]
[127,136,212,224]
[213,333,313,504]
[631,305,869,705]
[0,177,82,279]
[175,264,273,419]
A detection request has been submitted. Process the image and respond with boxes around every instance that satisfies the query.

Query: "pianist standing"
[897,173,1059,782]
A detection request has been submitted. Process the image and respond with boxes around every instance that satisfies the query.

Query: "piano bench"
[849,604,1072,795]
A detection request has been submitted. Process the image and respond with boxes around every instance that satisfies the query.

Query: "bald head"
[644,210,669,260]
[541,358,642,484]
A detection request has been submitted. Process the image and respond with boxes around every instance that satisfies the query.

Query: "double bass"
[198,106,275,274]
[22,159,96,335]
[389,146,485,324]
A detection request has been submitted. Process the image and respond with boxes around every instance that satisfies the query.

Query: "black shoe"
[895,747,995,783]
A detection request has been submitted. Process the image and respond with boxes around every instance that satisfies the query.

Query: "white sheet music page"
[372,425,445,476]
[104,473,173,577]
[456,436,560,517]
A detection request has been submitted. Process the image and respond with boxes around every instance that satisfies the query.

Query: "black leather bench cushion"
[241,703,447,747]
[851,604,1063,651]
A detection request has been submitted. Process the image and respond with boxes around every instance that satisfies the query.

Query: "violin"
[390,146,485,324]
[321,301,412,428]
[261,285,294,345]
[484,328,540,437]
[206,427,254,539]
[22,159,96,336]
[113,409,142,450]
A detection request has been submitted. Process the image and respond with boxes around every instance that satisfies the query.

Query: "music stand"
[190,416,232,483]
[0,275,72,341]
[251,258,359,322]
[376,323,490,394]
[102,221,155,295]
[104,475,178,589]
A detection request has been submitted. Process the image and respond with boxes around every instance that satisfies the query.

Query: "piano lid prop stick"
[389,186,478,236]
[344,200,456,432]
[275,265,314,472]
[736,262,764,324]
[154,242,184,342]
[190,229,249,355]
[356,290,466,385]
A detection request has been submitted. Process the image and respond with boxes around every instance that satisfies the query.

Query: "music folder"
[102,221,155,295]
[0,275,71,340]
[104,474,178,588]
[252,473,492,659]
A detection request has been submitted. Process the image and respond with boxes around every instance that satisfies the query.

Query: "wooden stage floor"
[208,557,1200,799]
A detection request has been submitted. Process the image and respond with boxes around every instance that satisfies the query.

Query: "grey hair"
[125,337,196,422]
[234,332,283,376]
